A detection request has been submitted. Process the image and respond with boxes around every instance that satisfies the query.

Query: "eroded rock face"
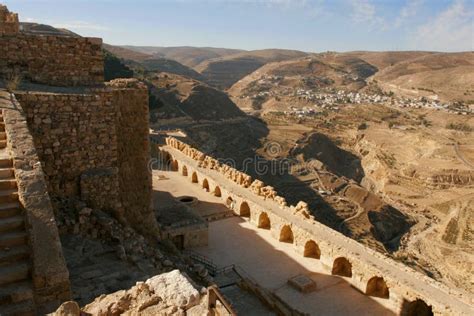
[50,270,205,316]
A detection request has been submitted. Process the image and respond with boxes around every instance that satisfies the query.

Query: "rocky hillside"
[103,43,152,61]
[121,45,244,67]
[194,49,308,89]
[371,52,474,102]
[147,72,246,122]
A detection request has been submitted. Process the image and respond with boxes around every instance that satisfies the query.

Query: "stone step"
[0,299,35,316]
[0,179,16,190]
[0,245,29,267]
[0,216,24,234]
[0,168,14,180]
[0,140,6,149]
[0,261,29,287]
[0,158,12,169]
[0,231,27,248]
[0,124,4,132]
[0,132,5,140]
[0,202,21,219]
[0,189,18,203]
[0,280,33,305]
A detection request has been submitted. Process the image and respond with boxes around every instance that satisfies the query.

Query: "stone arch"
[366,276,389,298]
[303,240,321,259]
[404,299,433,316]
[279,225,294,243]
[171,160,179,171]
[332,257,352,277]
[226,196,234,209]
[239,201,250,218]
[202,178,210,192]
[214,186,222,197]
[182,165,188,176]
[191,172,198,183]
[258,212,271,229]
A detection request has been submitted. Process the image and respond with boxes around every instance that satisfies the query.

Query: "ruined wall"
[0,34,103,86]
[1,91,71,313]
[14,79,157,236]
[109,79,156,234]
[162,137,474,316]
[0,5,19,35]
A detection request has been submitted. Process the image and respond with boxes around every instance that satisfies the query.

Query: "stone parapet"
[162,140,474,316]
[0,5,19,35]
[0,90,71,313]
[0,33,103,86]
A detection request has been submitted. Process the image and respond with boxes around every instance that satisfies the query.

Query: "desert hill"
[338,51,435,70]
[228,56,368,111]
[147,72,246,122]
[194,49,308,89]
[371,52,474,102]
[103,43,152,61]
[121,45,244,67]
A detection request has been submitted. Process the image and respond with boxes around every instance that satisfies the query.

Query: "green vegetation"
[103,50,133,81]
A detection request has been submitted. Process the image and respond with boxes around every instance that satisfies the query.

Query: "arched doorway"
[191,172,198,183]
[303,240,321,259]
[214,186,222,197]
[182,166,188,176]
[279,225,294,243]
[226,197,234,209]
[171,160,179,171]
[239,202,250,218]
[202,179,210,192]
[332,257,352,277]
[404,299,433,316]
[366,276,389,298]
[258,212,271,229]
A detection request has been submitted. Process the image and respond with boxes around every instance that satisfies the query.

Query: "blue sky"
[4,0,473,52]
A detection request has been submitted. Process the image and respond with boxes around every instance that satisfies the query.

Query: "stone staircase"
[0,110,35,316]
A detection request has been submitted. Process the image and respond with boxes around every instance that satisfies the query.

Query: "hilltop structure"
[0,4,473,316]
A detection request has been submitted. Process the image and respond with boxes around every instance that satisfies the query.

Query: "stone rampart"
[162,137,474,316]
[14,79,157,236]
[0,5,19,35]
[1,91,71,313]
[0,34,103,86]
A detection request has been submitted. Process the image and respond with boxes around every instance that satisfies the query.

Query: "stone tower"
[0,5,19,35]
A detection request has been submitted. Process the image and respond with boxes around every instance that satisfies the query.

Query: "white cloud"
[348,0,386,29]
[413,0,473,51]
[395,0,424,28]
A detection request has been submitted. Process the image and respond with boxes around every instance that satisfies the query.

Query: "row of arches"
[173,159,433,313]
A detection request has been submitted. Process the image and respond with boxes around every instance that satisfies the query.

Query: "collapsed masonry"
[0,5,157,314]
[161,136,474,316]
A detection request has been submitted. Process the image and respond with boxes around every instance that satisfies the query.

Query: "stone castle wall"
[0,34,103,86]
[1,91,71,313]
[15,79,157,236]
[0,5,19,35]
[162,137,474,316]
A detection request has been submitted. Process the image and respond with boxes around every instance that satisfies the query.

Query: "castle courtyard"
[153,168,395,315]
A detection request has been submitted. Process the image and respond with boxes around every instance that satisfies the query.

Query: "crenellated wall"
[161,136,474,316]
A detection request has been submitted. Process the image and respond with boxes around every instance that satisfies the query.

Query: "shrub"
[5,72,21,92]
[446,122,472,132]
[358,122,368,130]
